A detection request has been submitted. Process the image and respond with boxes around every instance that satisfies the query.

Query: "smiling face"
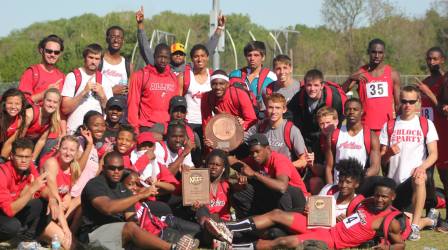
[317,115,338,136]
[5,95,22,117]
[337,176,359,197]
[274,62,292,83]
[123,173,141,195]
[40,41,62,66]
[59,139,78,164]
[304,79,324,101]
[42,91,61,114]
[106,106,123,124]
[266,100,286,123]
[373,186,395,211]
[107,29,124,52]
[87,115,106,140]
[400,90,420,118]
[211,79,229,98]
[116,130,135,154]
[192,49,208,70]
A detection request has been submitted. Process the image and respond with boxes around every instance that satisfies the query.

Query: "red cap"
[137,132,156,145]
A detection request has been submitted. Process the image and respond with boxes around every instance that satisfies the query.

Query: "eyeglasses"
[106,165,125,171]
[400,99,418,105]
[44,48,61,55]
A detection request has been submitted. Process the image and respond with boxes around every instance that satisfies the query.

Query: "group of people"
[0,7,447,250]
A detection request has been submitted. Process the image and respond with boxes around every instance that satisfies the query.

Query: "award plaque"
[205,113,244,151]
[182,169,210,206]
[307,195,336,227]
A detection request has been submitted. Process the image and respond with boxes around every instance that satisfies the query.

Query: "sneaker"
[204,217,233,244]
[17,241,42,250]
[426,208,440,230]
[213,239,232,250]
[408,224,421,241]
[175,235,200,250]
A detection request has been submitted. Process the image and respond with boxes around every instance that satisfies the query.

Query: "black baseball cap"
[247,133,269,147]
[106,97,125,110]
[169,96,187,113]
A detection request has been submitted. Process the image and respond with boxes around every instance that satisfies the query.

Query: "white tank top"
[185,69,211,124]
[101,56,128,87]
[334,125,367,183]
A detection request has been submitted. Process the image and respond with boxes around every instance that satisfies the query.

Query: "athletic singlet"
[330,204,391,249]
[421,76,444,122]
[208,180,231,221]
[56,157,72,198]
[334,125,368,183]
[185,69,211,124]
[6,116,21,138]
[358,65,394,130]
[25,105,50,140]
[101,56,128,87]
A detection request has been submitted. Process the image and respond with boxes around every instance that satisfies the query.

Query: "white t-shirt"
[101,56,128,87]
[185,69,211,124]
[334,125,368,183]
[319,184,355,218]
[379,115,438,184]
[154,141,194,167]
[61,67,113,134]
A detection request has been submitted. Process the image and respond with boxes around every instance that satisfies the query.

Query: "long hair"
[59,135,82,184]
[43,88,62,134]
[0,88,28,142]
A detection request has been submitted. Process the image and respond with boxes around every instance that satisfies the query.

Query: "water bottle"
[51,234,61,249]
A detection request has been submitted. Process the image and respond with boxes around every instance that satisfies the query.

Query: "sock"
[231,242,255,250]
[225,218,257,233]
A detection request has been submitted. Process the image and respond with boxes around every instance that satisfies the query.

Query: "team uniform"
[55,160,72,198]
[25,105,51,141]
[319,184,356,218]
[208,180,231,221]
[127,64,178,131]
[357,65,395,131]
[184,68,212,126]
[201,86,257,131]
[153,141,194,169]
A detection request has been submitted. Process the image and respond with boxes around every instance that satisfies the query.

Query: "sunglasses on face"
[400,99,418,105]
[106,165,125,171]
[44,48,61,55]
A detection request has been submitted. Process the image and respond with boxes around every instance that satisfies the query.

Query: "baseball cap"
[169,96,187,113]
[171,42,186,54]
[247,133,269,147]
[137,132,156,145]
[106,97,125,110]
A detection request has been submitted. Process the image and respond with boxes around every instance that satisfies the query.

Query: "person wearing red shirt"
[229,133,307,219]
[18,35,65,105]
[201,70,257,132]
[343,38,401,134]
[128,43,179,132]
[0,138,68,246]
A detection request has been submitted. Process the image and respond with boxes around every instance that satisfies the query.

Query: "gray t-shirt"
[268,79,301,104]
[245,119,306,160]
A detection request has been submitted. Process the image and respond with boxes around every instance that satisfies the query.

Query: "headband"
[210,74,229,82]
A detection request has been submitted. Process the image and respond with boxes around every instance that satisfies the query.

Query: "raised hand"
[136,6,144,24]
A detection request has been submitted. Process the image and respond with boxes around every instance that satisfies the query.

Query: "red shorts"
[291,213,336,249]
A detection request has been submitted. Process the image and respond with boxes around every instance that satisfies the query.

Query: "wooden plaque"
[205,113,244,151]
[307,195,336,227]
[182,169,210,206]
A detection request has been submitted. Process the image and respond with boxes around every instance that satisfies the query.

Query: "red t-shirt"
[208,180,231,221]
[358,65,395,130]
[128,64,178,130]
[18,64,65,103]
[0,161,40,217]
[243,151,309,196]
[201,86,257,131]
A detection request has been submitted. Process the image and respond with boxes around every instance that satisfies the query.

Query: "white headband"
[210,74,229,82]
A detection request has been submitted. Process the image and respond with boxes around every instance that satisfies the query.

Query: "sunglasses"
[400,99,418,105]
[106,165,125,171]
[44,48,61,55]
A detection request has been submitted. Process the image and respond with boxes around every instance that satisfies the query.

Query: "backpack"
[330,125,372,157]
[257,120,294,153]
[72,68,102,96]
[229,84,263,119]
[229,67,271,102]
[346,195,412,246]
[98,57,131,78]
[182,64,213,96]
[298,81,347,111]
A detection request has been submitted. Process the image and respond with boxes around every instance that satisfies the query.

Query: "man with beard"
[128,43,179,132]
[18,34,65,105]
[61,44,113,135]
[325,98,380,184]
[343,38,401,135]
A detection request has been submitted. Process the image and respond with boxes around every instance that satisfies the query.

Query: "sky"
[0,0,433,38]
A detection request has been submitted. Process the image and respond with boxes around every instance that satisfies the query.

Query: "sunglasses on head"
[106,165,125,171]
[44,48,61,55]
[400,99,418,105]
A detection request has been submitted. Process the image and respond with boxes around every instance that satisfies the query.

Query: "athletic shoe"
[17,241,42,250]
[408,224,421,241]
[204,217,233,244]
[426,208,440,230]
[175,235,200,250]
[213,239,232,250]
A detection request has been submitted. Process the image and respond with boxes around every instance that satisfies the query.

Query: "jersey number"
[343,213,361,228]
[421,107,434,121]
[366,82,388,98]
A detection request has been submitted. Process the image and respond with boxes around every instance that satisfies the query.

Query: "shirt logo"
[339,141,362,150]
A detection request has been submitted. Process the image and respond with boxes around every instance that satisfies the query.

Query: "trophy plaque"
[205,113,244,151]
[307,195,336,227]
[182,169,210,206]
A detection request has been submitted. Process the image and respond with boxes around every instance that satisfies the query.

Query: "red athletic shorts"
[291,213,336,248]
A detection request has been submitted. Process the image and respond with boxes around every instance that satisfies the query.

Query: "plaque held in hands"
[307,195,336,227]
[205,113,244,151]
[182,169,210,206]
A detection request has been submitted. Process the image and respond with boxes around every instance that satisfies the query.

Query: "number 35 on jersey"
[366,81,389,98]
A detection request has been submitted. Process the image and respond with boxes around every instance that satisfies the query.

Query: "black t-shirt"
[80,174,134,233]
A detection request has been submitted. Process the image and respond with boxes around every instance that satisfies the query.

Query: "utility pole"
[210,0,224,69]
